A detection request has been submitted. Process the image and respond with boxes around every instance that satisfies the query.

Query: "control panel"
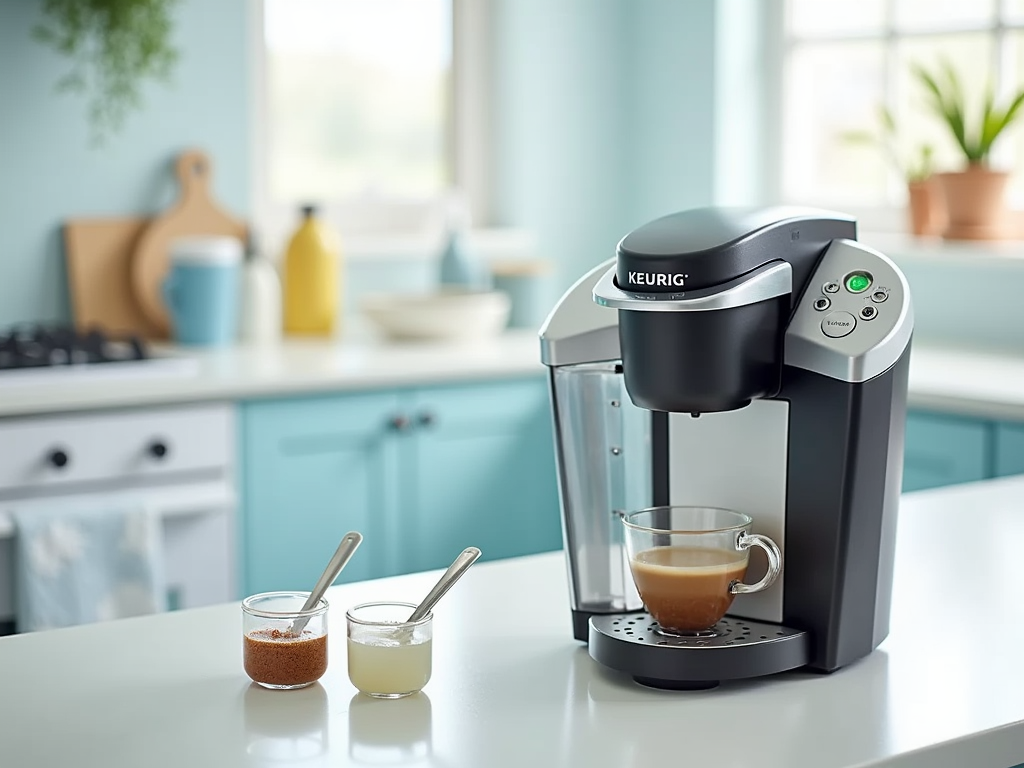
[784,239,912,384]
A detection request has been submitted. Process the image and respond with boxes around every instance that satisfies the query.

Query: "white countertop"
[3,477,1024,768]
[0,331,546,418]
[907,344,1024,420]
[1,332,1024,422]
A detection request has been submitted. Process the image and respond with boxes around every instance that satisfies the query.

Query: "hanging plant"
[33,0,181,144]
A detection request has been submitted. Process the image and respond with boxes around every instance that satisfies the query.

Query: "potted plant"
[913,59,1024,239]
[843,107,943,236]
[33,0,180,144]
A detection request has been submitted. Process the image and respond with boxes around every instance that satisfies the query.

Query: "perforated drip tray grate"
[589,612,811,689]
[595,614,800,647]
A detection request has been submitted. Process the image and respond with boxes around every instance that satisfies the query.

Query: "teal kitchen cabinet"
[400,378,563,573]
[241,390,404,594]
[241,377,562,595]
[902,411,991,493]
[994,422,1024,478]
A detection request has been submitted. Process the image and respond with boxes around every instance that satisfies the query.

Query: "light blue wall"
[491,0,632,291]
[624,1,718,226]
[491,0,720,291]
[0,0,250,327]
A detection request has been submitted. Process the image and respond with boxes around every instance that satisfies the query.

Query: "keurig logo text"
[628,272,687,287]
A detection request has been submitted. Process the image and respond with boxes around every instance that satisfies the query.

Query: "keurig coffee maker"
[539,207,913,689]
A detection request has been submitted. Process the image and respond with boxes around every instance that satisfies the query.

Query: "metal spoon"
[291,531,363,634]
[407,547,482,623]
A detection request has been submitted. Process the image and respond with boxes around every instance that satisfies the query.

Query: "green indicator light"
[846,273,871,293]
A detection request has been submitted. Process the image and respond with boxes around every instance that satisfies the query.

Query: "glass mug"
[622,507,782,636]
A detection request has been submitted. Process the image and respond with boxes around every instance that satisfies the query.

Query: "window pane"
[1004,0,1024,25]
[894,34,996,177]
[786,0,885,37]
[782,42,886,205]
[1002,31,1024,205]
[894,0,994,31]
[265,0,452,203]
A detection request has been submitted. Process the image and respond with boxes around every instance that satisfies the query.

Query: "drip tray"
[589,613,810,690]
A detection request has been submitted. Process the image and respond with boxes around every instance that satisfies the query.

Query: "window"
[255,0,472,246]
[781,0,1024,226]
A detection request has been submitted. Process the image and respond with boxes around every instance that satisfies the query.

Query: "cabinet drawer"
[902,412,990,493]
[0,403,234,495]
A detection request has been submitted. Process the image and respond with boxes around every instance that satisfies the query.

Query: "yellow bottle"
[283,205,341,336]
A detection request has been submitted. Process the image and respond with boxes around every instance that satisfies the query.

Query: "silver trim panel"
[668,401,789,623]
[539,260,620,367]
[593,260,792,312]
[784,239,913,383]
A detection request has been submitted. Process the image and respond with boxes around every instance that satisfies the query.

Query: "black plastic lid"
[300,204,318,218]
[616,207,855,292]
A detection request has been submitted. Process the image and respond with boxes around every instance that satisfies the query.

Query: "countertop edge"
[881,722,1024,768]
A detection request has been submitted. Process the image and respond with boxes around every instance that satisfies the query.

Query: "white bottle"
[238,234,283,344]
[437,195,491,291]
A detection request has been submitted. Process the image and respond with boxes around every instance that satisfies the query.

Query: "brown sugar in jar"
[244,629,328,688]
[241,592,329,690]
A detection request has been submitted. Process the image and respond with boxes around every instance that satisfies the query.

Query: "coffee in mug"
[622,507,781,636]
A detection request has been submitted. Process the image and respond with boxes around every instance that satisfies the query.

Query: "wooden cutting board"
[130,149,247,335]
[64,216,167,338]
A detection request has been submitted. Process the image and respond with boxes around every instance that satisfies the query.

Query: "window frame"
[249,0,491,257]
[777,1,1024,233]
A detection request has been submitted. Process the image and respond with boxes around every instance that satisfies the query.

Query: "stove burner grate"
[0,324,147,371]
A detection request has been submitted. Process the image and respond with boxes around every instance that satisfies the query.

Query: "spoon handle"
[408,547,482,623]
[301,531,363,612]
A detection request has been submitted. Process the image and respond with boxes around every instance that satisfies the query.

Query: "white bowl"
[360,289,511,341]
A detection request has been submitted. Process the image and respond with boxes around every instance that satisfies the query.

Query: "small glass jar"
[242,591,328,690]
[346,601,433,699]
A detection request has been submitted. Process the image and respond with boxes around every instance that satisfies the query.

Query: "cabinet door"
[994,422,1024,478]
[902,411,991,493]
[402,377,562,573]
[241,391,402,594]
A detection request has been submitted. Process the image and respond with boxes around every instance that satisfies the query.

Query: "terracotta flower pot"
[906,177,945,237]
[937,165,1010,240]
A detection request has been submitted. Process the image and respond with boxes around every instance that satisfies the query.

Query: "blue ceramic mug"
[163,236,243,346]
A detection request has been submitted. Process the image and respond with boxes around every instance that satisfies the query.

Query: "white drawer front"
[0,403,234,493]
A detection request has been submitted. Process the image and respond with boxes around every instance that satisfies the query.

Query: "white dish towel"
[12,505,167,632]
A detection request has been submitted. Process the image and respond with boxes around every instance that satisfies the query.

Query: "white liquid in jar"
[348,637,432,696]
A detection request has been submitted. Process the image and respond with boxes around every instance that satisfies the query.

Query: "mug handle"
[729,532,782,595]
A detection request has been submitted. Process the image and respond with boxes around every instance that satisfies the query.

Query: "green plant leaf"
[980,88,1024,159]
[879,105,897,137]
[840,129,880,145]
[913,59,980,161]
[33,0,181,145]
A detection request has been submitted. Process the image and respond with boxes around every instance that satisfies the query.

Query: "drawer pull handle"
[388,415,411,432]
[48,449,70,470]
[417,412,436,428]
[148,441,170,460]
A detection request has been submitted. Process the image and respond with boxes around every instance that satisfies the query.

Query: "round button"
[845,272,872,293]
[813,297,831,311]
[871,290,888,303]
[860,306,877,321]
[821,311,857,338]
[823,282,840,294]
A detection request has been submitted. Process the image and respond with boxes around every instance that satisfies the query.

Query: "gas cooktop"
[0,325,197,386]
[0,325,148,369]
